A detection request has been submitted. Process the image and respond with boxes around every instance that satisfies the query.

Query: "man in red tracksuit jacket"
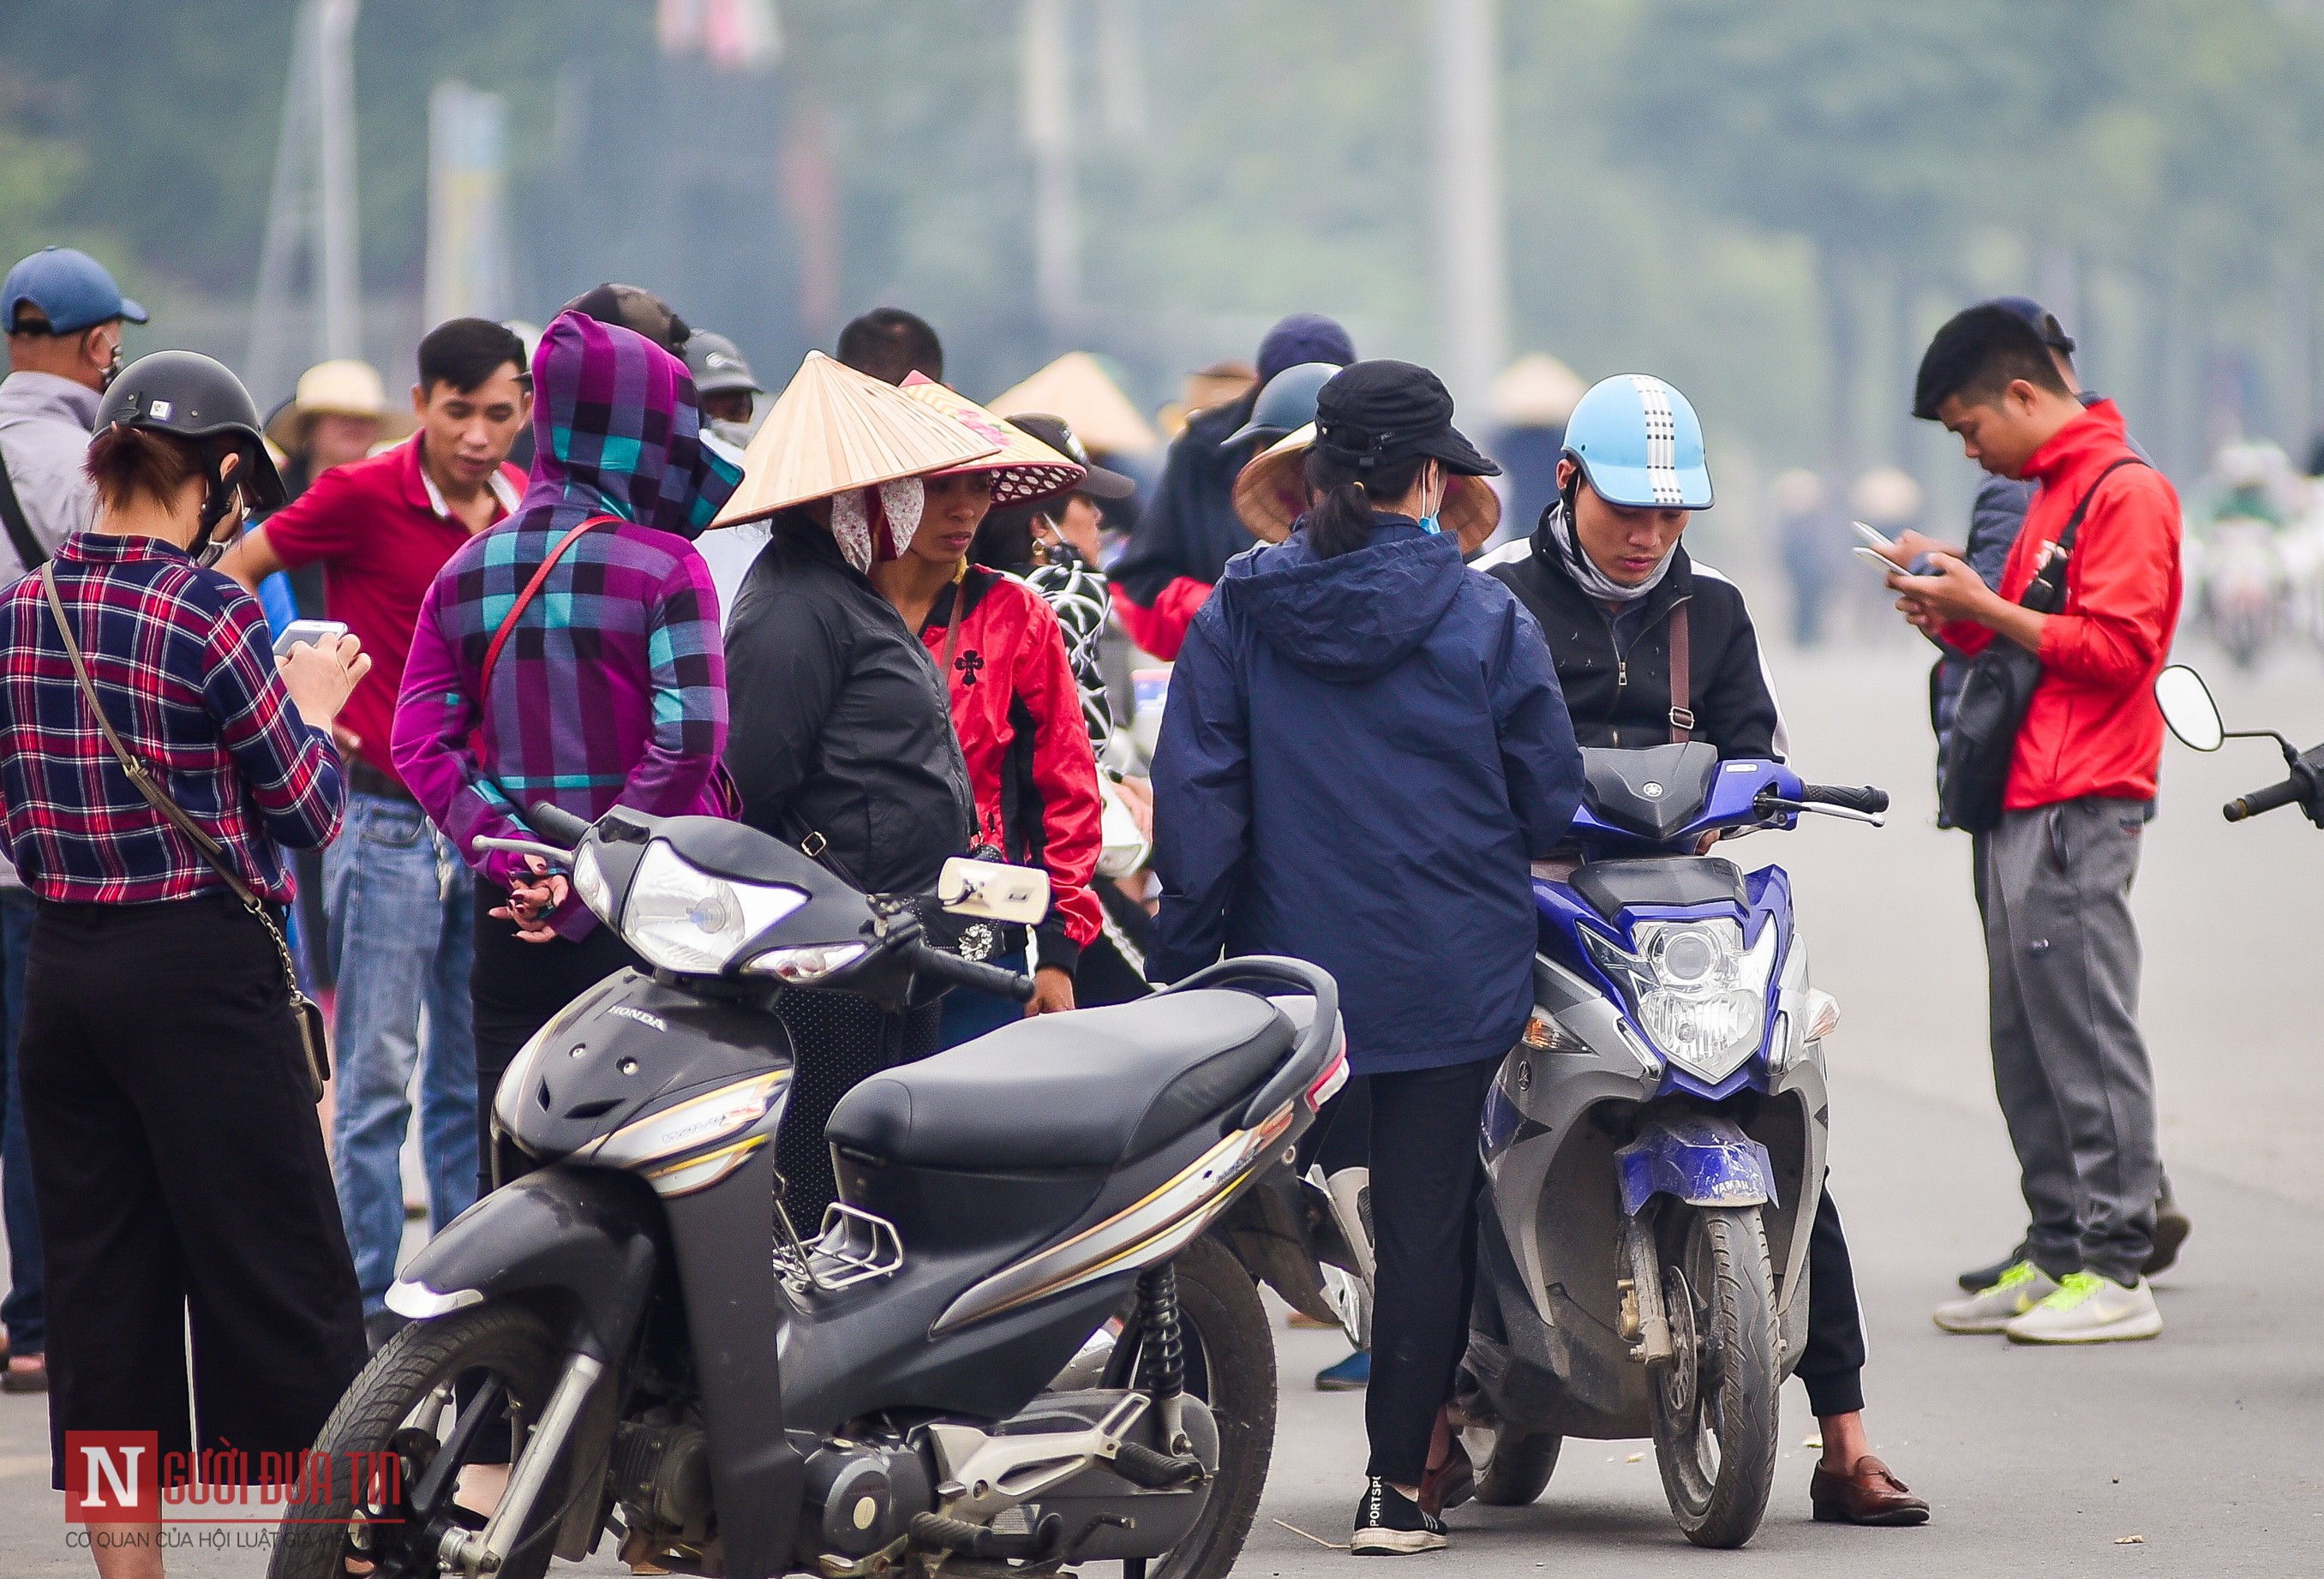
[1885,303,2181,1346]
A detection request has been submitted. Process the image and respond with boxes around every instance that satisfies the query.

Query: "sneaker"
[2004,1271,2161,1344]
[1956,1243,2028,1292]
[1351,1477,1447,1555]
[1316,1350,1371,1391]
[2144,1179,2190,1277]
[1932,1260,2057,1334]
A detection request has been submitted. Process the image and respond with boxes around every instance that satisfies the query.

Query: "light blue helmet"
[1562,374,1713,511]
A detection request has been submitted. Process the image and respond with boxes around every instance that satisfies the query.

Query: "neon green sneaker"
[1932,1259,2057,1334]
[2004,1271,2161,1344]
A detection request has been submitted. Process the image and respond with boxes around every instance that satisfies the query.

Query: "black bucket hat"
[1312,360,1500,478]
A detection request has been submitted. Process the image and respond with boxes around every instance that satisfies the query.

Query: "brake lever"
[1754,797,1886,828]
[471,835,574,867]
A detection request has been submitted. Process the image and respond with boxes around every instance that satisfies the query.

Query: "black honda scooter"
[268,804,1345,1579]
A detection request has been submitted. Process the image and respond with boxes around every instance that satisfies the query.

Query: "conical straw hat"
[1489,353,1588,428]
[988,350,1159,457]
[1233,423,1501,553]
[898,374,1086,505]
[711,351,1001,529]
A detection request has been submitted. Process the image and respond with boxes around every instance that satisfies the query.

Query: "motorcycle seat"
[827,990,1294,1171]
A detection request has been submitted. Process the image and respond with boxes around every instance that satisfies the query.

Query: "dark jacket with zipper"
[1479,510,1784,759]
[722,515,975,895]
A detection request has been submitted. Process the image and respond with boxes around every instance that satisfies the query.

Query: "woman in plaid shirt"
[0,351,372,1529]
[394,310,740,1197]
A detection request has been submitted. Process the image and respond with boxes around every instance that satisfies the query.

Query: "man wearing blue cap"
[0,245,148,1396]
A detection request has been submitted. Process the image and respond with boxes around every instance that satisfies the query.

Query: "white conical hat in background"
[712,350,1001,529]
[1489,353,1588,428]
[987,350,1160,457]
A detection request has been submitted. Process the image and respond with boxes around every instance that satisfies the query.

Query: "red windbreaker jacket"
[921,568,1104,971]
[1941,400,2182,810]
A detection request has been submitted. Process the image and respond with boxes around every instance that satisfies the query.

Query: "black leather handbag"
[1938,458,2145,834]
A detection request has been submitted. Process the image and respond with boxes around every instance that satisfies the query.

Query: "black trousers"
[1796,1181,1867,1419]
[18,895,368,1488]
[1364,1058,1497,1485]
[470,888,643,1200]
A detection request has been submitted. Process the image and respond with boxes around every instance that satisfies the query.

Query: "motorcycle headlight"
[622,840,811,975]
[571,843,614,925]
[1582,918,1778,1082]
[740,941,869,983]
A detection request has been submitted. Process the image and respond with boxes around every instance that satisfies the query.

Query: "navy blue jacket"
[1149,518,1584,1074]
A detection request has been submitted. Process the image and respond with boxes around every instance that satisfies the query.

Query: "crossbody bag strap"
[478,514,618,702]
[1667,601,1694,742]
[2024,458,2146,611]
[0,438,49,574]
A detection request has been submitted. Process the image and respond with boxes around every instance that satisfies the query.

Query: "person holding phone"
[0,350,370,1569]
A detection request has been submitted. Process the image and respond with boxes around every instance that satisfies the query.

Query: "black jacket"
[1481,512,1784,759]
[722,517,975,894]
[1106,398,1260,606]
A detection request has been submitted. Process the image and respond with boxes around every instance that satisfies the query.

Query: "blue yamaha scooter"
[1457,742,1884,1548]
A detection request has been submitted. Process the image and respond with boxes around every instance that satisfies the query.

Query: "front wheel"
[267,1301,577,1579]
[1102,1234,1277,1579]
[1648,1205,1779,1549]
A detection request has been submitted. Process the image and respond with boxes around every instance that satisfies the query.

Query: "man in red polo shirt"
[220,318,530,1343]
[1886,303,2181,1346]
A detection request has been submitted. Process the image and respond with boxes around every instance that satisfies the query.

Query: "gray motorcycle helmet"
[684,331,764,399]
[1225,360,1341,450]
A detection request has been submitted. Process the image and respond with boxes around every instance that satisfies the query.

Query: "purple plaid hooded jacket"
[392,312,741,935]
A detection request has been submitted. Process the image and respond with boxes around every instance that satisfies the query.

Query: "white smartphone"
[273,619,350,658]
[1851,519,1896,554]
[1852,545,1904,576]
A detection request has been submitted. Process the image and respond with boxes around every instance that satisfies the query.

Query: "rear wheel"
[1101,1234,1276,1579]
[1463,1423,1561,1505]
[1648,1206,1779,1549]
[267,1302,575,1579]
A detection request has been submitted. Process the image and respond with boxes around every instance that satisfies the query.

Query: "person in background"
[1920,296,2189,1294]
[0,244,147,1397]
[719,350,989,1228]
[219,319,531,1345]
[1150,361,1582,1555]
[837,307,944,386]
[973,415,1158,1008]
[262,358,412,511]
[0,351,368,1577]
[1107,313,1354,660]
[685,330,764,451]
[881,379,1099,1044]
[393,311,738,1211]
[1888,303,2182,1345]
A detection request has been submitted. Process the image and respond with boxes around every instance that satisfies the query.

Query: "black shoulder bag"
[0,439,51,574]
[1938,458,2145,834]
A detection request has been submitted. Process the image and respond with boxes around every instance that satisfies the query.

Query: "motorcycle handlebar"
[2224,775,2304,822]
[907,940,1038,1002]
[528,802,593,848]
[1799,783,1890,816]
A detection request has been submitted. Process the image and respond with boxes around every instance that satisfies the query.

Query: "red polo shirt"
[1941,400,2182,810]
[262,439,524,787]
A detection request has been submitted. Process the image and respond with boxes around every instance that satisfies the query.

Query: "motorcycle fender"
[1213,1167,1341,1325]
[1613,1114,1777,1217]
[386,1165,662,1362]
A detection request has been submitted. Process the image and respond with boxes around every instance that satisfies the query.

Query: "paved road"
[2,637,2318,1575]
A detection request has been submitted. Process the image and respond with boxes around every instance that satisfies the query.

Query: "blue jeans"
[1,886,42,1354]
[937,948,1031,1049]
[326,792,479,1314]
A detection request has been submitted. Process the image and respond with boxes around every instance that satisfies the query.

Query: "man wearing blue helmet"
[1476,374,1929,1528]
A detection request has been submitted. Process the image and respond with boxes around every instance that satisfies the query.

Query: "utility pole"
[1021,0,1079,339]
[249,0,363,403]
[1431,0,1509,411]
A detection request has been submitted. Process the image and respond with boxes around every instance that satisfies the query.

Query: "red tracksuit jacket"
[921,568,1104,970]
[1942,400,2183,810]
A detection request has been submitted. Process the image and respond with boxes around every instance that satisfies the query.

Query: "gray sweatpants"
[1977,795,2159,1286]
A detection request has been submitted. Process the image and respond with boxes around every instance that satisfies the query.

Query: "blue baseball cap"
[3,248,148,337]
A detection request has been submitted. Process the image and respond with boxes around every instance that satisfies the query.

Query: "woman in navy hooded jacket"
[1150,362,1583,1555]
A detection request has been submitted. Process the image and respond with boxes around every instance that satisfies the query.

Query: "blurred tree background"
[3,0,2322,516]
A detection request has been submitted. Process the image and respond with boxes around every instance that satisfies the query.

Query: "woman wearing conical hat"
[714,350,1000,1224]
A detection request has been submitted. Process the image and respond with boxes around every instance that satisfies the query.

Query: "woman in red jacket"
[875,379,1104,1045]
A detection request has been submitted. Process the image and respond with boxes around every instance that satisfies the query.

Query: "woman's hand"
[489,853,569,944]
[1024,965,1076,1016]
[1111,774,1154,843]
[278,633,372,733]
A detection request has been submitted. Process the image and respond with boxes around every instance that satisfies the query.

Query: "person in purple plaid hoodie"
[393,310,741,1203]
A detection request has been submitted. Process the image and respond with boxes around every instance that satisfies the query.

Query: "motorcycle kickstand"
[1619,1215,1674,1366]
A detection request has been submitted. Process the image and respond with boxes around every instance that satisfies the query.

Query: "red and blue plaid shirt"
[0,532,345,905]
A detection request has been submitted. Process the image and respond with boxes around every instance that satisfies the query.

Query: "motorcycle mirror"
[936,858,1052,924]
[2155,664,2225,752]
